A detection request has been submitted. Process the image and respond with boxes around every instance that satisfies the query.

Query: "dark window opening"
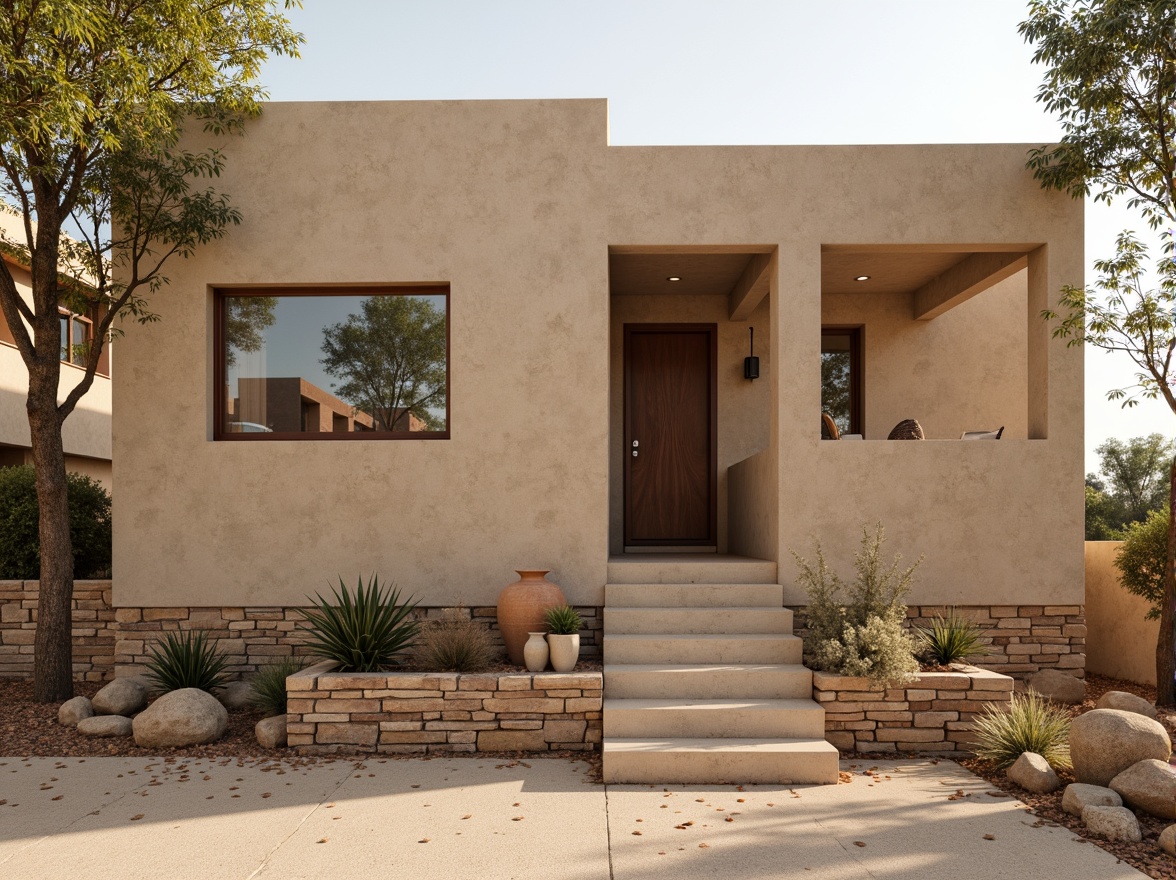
[821,327,862,436]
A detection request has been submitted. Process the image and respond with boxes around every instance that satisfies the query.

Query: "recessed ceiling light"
[667,276,682,282]
[855,275,870,282]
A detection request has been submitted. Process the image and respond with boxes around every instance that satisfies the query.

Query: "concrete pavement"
[0,755,1147,879]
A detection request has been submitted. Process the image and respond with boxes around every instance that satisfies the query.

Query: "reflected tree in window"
[821,351,852,434]
[224,296,278,366]
[320,296,447,431]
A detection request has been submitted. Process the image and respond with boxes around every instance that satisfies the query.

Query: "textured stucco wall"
[1085,541,1158,686]
[113,100,1083,610]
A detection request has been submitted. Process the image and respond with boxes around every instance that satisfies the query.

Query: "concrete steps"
[601,574,837,785]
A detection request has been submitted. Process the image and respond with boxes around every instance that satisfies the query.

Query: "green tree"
[320,296,448,432]
[1116,508,1169,620]
[821,351,851,434]
[0,2,301,702]
[1086,434,1176,536]
[1021,0,1176,704]
[224,296,278,367]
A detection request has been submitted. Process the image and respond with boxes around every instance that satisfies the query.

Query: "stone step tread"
[604,583,785,608]
[604,697,823,712]
[604,606,793,634]
[602,663,813,699]
[602,737,840,755]
[603,662,810,674]
[604,633,802,642]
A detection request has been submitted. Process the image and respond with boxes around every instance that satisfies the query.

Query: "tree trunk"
[1157,456,1176,707]
[28,364,74,703]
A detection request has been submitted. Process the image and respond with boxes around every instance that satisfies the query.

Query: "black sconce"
[744,327,759,380]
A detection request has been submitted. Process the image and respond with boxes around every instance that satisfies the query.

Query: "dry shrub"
[417,613,497,672]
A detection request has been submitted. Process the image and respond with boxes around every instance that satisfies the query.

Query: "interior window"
[821,328,861,436]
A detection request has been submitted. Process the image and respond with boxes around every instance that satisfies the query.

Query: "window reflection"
[220,290,449,438]
[821,330,859,436]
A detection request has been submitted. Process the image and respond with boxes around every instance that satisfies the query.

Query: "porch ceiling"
[609,253,757,297]
[821,250,971,295]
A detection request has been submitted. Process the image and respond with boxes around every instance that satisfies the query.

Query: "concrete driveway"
[0,755,1146,879]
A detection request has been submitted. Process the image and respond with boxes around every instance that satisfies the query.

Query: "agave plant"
[544,604,582,635]
[300,575,420,672]
[144,630,230,694]
[249,655,308,717]
[914,610,989,666]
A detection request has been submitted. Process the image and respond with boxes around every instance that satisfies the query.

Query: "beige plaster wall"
[607,294,771,554]
[1085,540,1158,686]
[603,142,1083,606]
[114,100,1083,611]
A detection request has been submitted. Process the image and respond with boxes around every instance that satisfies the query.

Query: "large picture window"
[821,327,862,436]
[215,287,450,440]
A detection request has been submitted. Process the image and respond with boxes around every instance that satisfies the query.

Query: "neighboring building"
[109,100,1084,780]
[0,213,112,489]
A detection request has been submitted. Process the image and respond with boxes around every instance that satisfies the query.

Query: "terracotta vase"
[497,570,566,665]
[524,632,550,672]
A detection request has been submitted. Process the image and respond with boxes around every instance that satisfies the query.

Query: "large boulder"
[1069,708,1172,786]
[256,715,287,749]
[218,681,254,711]
[77,715,133,737]
[92,678,147,716]
[1096,690,1158,720]
[1026,669,1085,705]
[1061,783,1122,816]
[1082,805,1142,842]
[1109,759,1176,820]
[58,696,94,727]
[132,688,228,748]
[1006,752,1060,793]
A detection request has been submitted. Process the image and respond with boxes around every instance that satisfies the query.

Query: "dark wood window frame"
[213,286,451,442]
[821,325,863,436]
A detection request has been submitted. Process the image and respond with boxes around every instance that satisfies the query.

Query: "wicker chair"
[887,418,924,440]
[820,412,841,440]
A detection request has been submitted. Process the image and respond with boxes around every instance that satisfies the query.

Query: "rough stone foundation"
[813,665,1014,754]
[287,663,603,754]
[0,580,603,680]
[792,604,1086,680]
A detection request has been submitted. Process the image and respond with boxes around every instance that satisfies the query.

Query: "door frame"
[623,323,718,548]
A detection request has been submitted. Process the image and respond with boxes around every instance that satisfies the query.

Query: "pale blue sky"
[259,0,1173,473]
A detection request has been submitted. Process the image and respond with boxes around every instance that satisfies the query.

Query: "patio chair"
[887,418,924,440]
[820,412,840,440]
[961,426,1004,440]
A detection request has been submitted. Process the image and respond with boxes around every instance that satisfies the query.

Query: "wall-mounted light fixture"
[744,327,759,380]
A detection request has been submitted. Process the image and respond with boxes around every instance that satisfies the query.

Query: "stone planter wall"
[0,581,602,680]
[792,604,1086,679]
[814,665,1014,754]
[286,663,603,754]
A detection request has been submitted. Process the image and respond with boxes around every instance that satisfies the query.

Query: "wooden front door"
[624,324,717,546]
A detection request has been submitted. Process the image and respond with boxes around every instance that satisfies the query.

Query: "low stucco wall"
[1085,541,1159,686]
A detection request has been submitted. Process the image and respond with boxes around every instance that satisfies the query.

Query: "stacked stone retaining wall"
[287,664,603,754]
[0,581,602,680]
[813,665,1014,754]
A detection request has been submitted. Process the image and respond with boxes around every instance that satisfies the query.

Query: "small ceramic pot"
[547,633,580,673]
[524,632,550,672]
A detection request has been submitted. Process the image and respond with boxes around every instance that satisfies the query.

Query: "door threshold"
[623,546,718,554]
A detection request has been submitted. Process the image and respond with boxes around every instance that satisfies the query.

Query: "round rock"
[132,688,228,748]
[1061,783,1122,816]
[1110,759,1176,819]
[1026,669,1085,705]
[219,680,255,711]
[1160,824,1176,857]
[1082,805,1142,842]
[256,714,287,749]
[1096,690,1158,720]
[1006,752,1060,793]
[1069,708,1172,787]
[77,715,134,737]
[92,678,147,716]
[58,696,94,728]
